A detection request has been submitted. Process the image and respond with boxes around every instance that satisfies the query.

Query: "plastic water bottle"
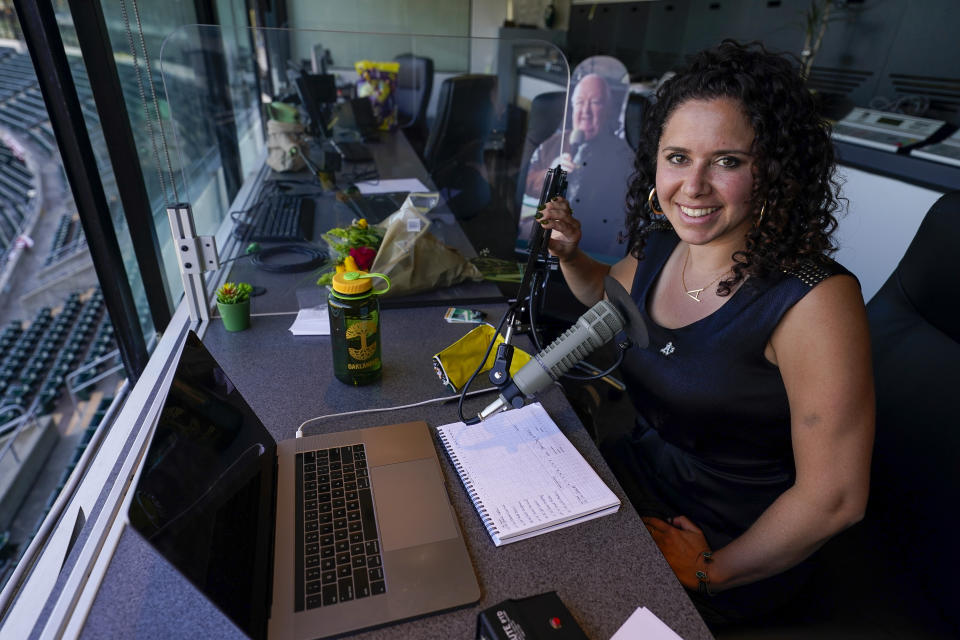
[328,271,391,385]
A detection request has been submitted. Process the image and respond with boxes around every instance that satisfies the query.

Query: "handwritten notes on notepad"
[436,403,620,546]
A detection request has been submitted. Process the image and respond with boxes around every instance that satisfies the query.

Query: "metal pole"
[167,203,216,325]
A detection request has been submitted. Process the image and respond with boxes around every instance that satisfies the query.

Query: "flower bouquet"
[317,218,384,285]
[317,197,483,296]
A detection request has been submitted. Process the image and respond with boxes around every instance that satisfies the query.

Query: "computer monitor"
[333,98,380,143]
[295,73,337,137]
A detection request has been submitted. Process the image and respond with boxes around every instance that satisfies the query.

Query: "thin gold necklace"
[680,246,729,302]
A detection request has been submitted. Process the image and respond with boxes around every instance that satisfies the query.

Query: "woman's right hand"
[537,196,581,262]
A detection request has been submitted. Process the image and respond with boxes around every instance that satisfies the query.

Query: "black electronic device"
[243,194,315,242]
[128,332,481,639]
[476,592,588,640]
[832,107,946,153]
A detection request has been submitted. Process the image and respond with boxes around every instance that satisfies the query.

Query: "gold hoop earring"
[648,187,663,215]
[755,202,767,228]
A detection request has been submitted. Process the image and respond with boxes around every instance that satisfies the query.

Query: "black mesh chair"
[718,191,960,639]
[421,74,496,221]
[514,91,566,214]
[394,54,433,157]
[624,93,650,151]
[858,189,959,636]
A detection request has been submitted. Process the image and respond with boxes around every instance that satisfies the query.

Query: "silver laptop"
[128,331,479,639]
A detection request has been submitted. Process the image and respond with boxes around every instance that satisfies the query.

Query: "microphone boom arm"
[485,165,568,391]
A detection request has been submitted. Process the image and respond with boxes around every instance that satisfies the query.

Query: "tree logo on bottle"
[346,319,378,362]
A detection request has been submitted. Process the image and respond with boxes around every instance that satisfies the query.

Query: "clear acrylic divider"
[159,26,571,315]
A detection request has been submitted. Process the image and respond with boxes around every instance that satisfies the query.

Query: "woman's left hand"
[643,516,711,590]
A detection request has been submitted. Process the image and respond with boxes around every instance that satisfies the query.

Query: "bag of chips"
[354,60,399,131]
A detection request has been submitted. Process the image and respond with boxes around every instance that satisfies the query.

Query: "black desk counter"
[222,131,507,315]
[81,305,713,639]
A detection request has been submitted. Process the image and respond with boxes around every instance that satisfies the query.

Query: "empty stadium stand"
[0,287,116,426]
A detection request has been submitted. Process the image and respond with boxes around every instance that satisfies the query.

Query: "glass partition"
[160,26,573,314]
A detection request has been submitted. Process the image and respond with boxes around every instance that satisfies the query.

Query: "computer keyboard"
[245,194,315,242]
[295,444,386,611]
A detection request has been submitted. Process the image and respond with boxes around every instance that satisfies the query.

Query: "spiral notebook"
[436,403,620,546]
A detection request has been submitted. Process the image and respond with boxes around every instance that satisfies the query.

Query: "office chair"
[716,191,960,640]
[421,74,497,221]
[514,91,566,216]
[624,93,650,152]
[394,54,433,157]
[858,189,959,636]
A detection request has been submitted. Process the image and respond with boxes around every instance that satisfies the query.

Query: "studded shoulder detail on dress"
[781,259,836,288]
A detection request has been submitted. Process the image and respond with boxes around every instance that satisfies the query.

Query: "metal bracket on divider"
[167,203,219,324]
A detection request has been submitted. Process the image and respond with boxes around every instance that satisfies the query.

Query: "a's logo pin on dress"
[660,341,675,356]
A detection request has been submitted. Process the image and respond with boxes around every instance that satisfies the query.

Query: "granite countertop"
[82,302,712,639]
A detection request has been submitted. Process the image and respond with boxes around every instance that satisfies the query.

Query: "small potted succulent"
[216,281,253,332]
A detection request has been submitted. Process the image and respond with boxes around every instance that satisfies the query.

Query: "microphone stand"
[486,165,568,400]
[467,164,641,423]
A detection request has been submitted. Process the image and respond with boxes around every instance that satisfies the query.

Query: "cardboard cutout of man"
[521,58,635,261]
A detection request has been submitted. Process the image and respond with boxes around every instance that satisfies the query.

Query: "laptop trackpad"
[370,458,459,552]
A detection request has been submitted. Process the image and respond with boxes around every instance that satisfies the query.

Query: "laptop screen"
[128,332,277,639]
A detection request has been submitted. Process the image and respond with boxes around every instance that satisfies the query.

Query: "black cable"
[528,270,547,352]
[250,244,328,273]
[457,307,512,426]
[561,347,626,381]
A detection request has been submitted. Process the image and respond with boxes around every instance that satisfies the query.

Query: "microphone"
[569,128,586,166]
[477,277,648,421]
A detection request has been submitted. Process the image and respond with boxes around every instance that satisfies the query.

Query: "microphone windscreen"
[604,275,649,348]
[569,128,585,146]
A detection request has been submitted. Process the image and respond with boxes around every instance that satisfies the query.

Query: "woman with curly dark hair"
[537,40,874,627]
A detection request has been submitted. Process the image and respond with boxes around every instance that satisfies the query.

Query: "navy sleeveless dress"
[606,226,855,623]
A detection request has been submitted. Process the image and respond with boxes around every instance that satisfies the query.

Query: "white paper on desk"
[354,178,429,195]
[436,403,620,547]
[289,306,330,335]
[611,606,684,640]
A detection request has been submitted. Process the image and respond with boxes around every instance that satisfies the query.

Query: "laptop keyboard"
[295,444,386,611]
[246,194,315,242]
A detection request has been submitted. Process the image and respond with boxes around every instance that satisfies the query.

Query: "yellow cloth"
[432,324,532,393]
